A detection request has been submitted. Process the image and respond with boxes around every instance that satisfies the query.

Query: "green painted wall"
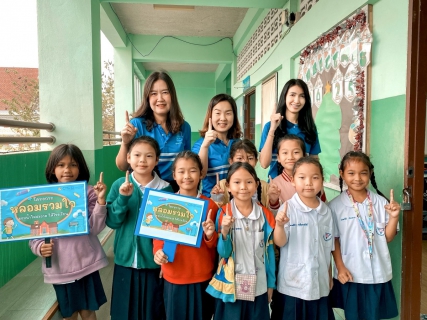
[370,94,406,314]
[0,151,50,288]
[114,44,135,131]
[38,0,103,152]
[131,35,234,64]
[101,145,123,189]
[234,0,408,317]
[0,146,123,288]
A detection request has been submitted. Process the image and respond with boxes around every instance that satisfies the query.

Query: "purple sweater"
[29,186,108,284]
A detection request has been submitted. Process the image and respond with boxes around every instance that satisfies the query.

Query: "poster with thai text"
[0,182,88,242]
[135,188,208,248]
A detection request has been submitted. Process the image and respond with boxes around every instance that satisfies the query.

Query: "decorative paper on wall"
[237,9,283,81]
[298,6,372,190]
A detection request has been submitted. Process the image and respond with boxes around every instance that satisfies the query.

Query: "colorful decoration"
[0,182,88,242]
[298,6,372,188]
[315,82,342,182]
[134,188,209,261]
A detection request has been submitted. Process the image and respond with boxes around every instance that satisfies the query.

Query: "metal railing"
[103,130,121,143]
[0,119,56,144]
[0,120,122,145]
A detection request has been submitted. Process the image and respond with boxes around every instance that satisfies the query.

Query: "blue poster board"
[0,182,88,242]
[134,188,209,261]
[243,75,250,91]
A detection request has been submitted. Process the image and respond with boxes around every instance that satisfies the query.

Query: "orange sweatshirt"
[153,195,219,284]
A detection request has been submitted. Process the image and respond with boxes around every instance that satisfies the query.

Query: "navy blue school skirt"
[164,279,214,320]
[330,278,398,320]
[214,292,270,320]
[110,264,165,320]
[53,270,106,318]
[270,292,334,320]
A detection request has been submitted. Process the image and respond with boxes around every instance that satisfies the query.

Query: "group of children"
[27,72,401,320]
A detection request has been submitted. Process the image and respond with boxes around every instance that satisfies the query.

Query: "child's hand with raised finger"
[119,171,134,196]
[275,202,289,227]
[94,172,107,205]
[384,189,401,219]
[202,209,215,240]
[221,206,234,239]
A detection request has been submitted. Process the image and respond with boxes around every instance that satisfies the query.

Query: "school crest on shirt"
[323,232,332,241]
[175,132,184,145]
[259,239,264,248]
[376,227,385,236]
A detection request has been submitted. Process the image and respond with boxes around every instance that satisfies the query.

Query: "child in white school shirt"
[271,157,334,320]
[329,151,399,320]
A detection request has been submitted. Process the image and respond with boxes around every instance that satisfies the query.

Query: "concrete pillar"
[114,44,134,131]
[37,0,103,184]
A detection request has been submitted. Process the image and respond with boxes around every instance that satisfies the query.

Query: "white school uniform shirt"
[231,199,268,297]
[329,190,396,284]
[131,171,170,268]
[277,193,334,301]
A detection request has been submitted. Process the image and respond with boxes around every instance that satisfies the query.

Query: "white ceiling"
[142,62,219,73]
[111,4,248,37]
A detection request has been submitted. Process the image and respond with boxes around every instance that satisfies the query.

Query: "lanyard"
[230,202,257,274]
[346,190,375,259]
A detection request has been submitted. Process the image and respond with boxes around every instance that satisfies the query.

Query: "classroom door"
[401,0,427,318]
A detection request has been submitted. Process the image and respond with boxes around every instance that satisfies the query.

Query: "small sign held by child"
[134,188,209,261]
[1,182,88,242]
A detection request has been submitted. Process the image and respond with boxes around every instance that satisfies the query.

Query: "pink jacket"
[272,173,297,204]
[29,186,108,284]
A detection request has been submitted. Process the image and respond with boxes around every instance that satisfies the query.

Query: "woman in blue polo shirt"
[192,93,242,197]
[259,79,320,179]
[116,71,191,191]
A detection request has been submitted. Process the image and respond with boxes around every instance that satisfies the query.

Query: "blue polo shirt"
[192,137,237,196]
[130,117,191,181]
[259,121,321,179]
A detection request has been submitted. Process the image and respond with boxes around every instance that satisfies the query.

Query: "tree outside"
[101,60,116,145]
[0,62,115,151]
[0,68,40,152]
